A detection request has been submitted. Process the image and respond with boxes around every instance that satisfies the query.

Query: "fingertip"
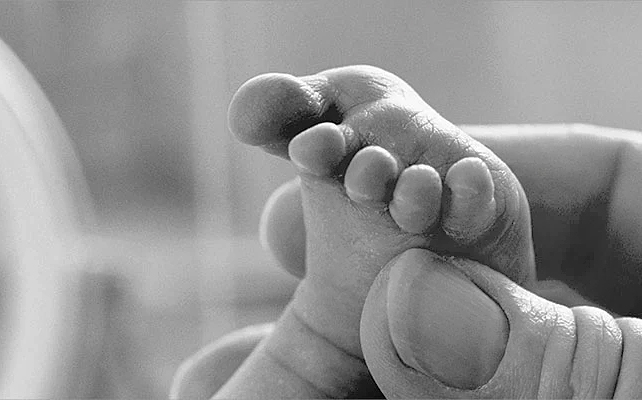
[363,253,592,399]
[361,251,510,398]
[259,179,306,279]
[386,251,507,389]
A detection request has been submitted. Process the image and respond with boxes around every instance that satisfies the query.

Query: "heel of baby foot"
[214,302,376,399]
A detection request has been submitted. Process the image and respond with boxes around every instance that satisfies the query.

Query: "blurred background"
[0,1,641,397]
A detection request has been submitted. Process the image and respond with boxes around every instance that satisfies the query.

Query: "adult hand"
[172,124,642,398]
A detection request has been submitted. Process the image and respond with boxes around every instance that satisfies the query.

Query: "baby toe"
[345,146,399,207]
[442,157,497,243]
[228,73,331,157]
[389,164,442,234]
[289,122,346,177]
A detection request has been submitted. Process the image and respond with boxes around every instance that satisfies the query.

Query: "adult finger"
[462,124,640,211]
[466,124,642,315]
[361,248,641,399]
[259,178,306,278]
[261,124,642,275]
[260,124,642,314]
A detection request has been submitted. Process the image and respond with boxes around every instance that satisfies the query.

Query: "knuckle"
[570,306,622,399]
[537,303,575,399]
[613,317,642,398]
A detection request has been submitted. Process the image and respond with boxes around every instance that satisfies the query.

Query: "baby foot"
[219,66,535,398]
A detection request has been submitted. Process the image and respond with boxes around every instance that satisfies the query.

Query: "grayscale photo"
[0,1,640,398]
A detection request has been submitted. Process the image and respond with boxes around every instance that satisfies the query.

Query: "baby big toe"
[442,157,497,243]
[344,146,399,207]
[228,73,332,158]
[389,164,442,234]
[289,122,346,177]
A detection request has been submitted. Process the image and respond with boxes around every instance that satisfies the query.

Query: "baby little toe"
[442,157,497,243]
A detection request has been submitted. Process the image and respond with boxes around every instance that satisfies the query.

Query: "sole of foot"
[219,65,535,398]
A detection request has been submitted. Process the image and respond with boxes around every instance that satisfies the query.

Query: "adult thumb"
[361,248,642,399]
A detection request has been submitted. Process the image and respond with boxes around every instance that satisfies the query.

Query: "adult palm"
[468,124,642,317]
[171,124,642,399]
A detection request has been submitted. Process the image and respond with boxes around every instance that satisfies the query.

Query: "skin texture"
[171,125,642,400]
[361,250,626,399]
[213,66,535,399]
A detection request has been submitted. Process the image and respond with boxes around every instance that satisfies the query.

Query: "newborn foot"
[219,66,535,398]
